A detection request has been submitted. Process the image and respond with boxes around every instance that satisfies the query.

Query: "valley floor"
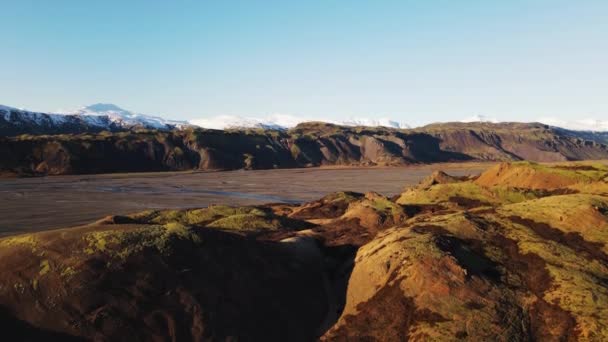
[0,162,491,236]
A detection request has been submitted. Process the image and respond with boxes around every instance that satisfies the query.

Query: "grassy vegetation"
[328,191,362,203]
[0,234,37,248]
[243,153,254,168]
[60,266,76,278]
[84,230,120,254]
[290,143,301,157]
[38,260,51,276]
[83,223,203,259]
[130,205,267,226]
[397,182,538,206]
[491,215,608,338]
[206,213,282,231]
[368,196,404,216]
[400,161,608,209]
[128,205,312,233]
[499,194,608,252]
[398,182,490,205]
[570,181,608,195]
[513,161,608,182]
[173,146,184,156]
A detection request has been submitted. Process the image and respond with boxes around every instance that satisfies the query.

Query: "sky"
[1,0,607,126]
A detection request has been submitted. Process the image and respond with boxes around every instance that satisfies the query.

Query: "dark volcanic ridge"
[1,161,608,340]
[2,121,608,176]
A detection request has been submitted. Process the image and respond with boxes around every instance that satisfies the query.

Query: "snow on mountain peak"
[0,105,16,121]
[0,104,17,112]
[71,103,189,129]
[0,104,71,125]
[1,103,191,130]
[538,117,608,132]
[189,114,410,130]
[339,117,410,129]
[189,113,308,130]
[4,102,606,133]
[460,114,499,123]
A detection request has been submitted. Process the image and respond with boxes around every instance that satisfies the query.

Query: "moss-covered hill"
[0,161,607,340]
[2,122,608,176]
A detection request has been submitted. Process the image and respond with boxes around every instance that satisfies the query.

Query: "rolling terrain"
[1,161,607,340]
[2,121,608,176]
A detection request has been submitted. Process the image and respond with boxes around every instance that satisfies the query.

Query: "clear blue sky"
[1,0,607,125]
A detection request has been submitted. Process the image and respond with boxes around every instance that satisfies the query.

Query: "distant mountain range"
[191,115,411,130]
[0,103,189,135]
[0,103,412,134]
[2,120,608,176]
[67,103,190,130]
[1,103,607,135]
[2,102,608,176]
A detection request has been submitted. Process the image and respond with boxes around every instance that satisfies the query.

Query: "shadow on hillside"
[396,133,473,162]
[0,307,85,341]
[0,224,359,341]
[317,243,359,336]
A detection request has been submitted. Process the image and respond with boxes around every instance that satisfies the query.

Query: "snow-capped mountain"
[1,104,86,126]
[0,104,115,136]
[338,117,410,129]
[460,114,608,132]
[68,104,189,130]
[190,114,301,130]
[190,114,410,130]
[2,102,607,137]
[538,117,608,132]
[0,103,190,136]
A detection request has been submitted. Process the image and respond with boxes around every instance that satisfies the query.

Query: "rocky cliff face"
[1,122,608,176]
[1,162,607,340]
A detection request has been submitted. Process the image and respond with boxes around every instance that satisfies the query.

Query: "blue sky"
[1,0,607,125]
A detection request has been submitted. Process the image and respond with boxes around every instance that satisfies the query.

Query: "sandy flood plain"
[0,162,493,236]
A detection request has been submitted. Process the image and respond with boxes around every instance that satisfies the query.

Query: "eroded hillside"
[1,161,607,340]
[2,122,608,176]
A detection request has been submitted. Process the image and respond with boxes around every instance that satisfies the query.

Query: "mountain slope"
[416,121,608,162]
